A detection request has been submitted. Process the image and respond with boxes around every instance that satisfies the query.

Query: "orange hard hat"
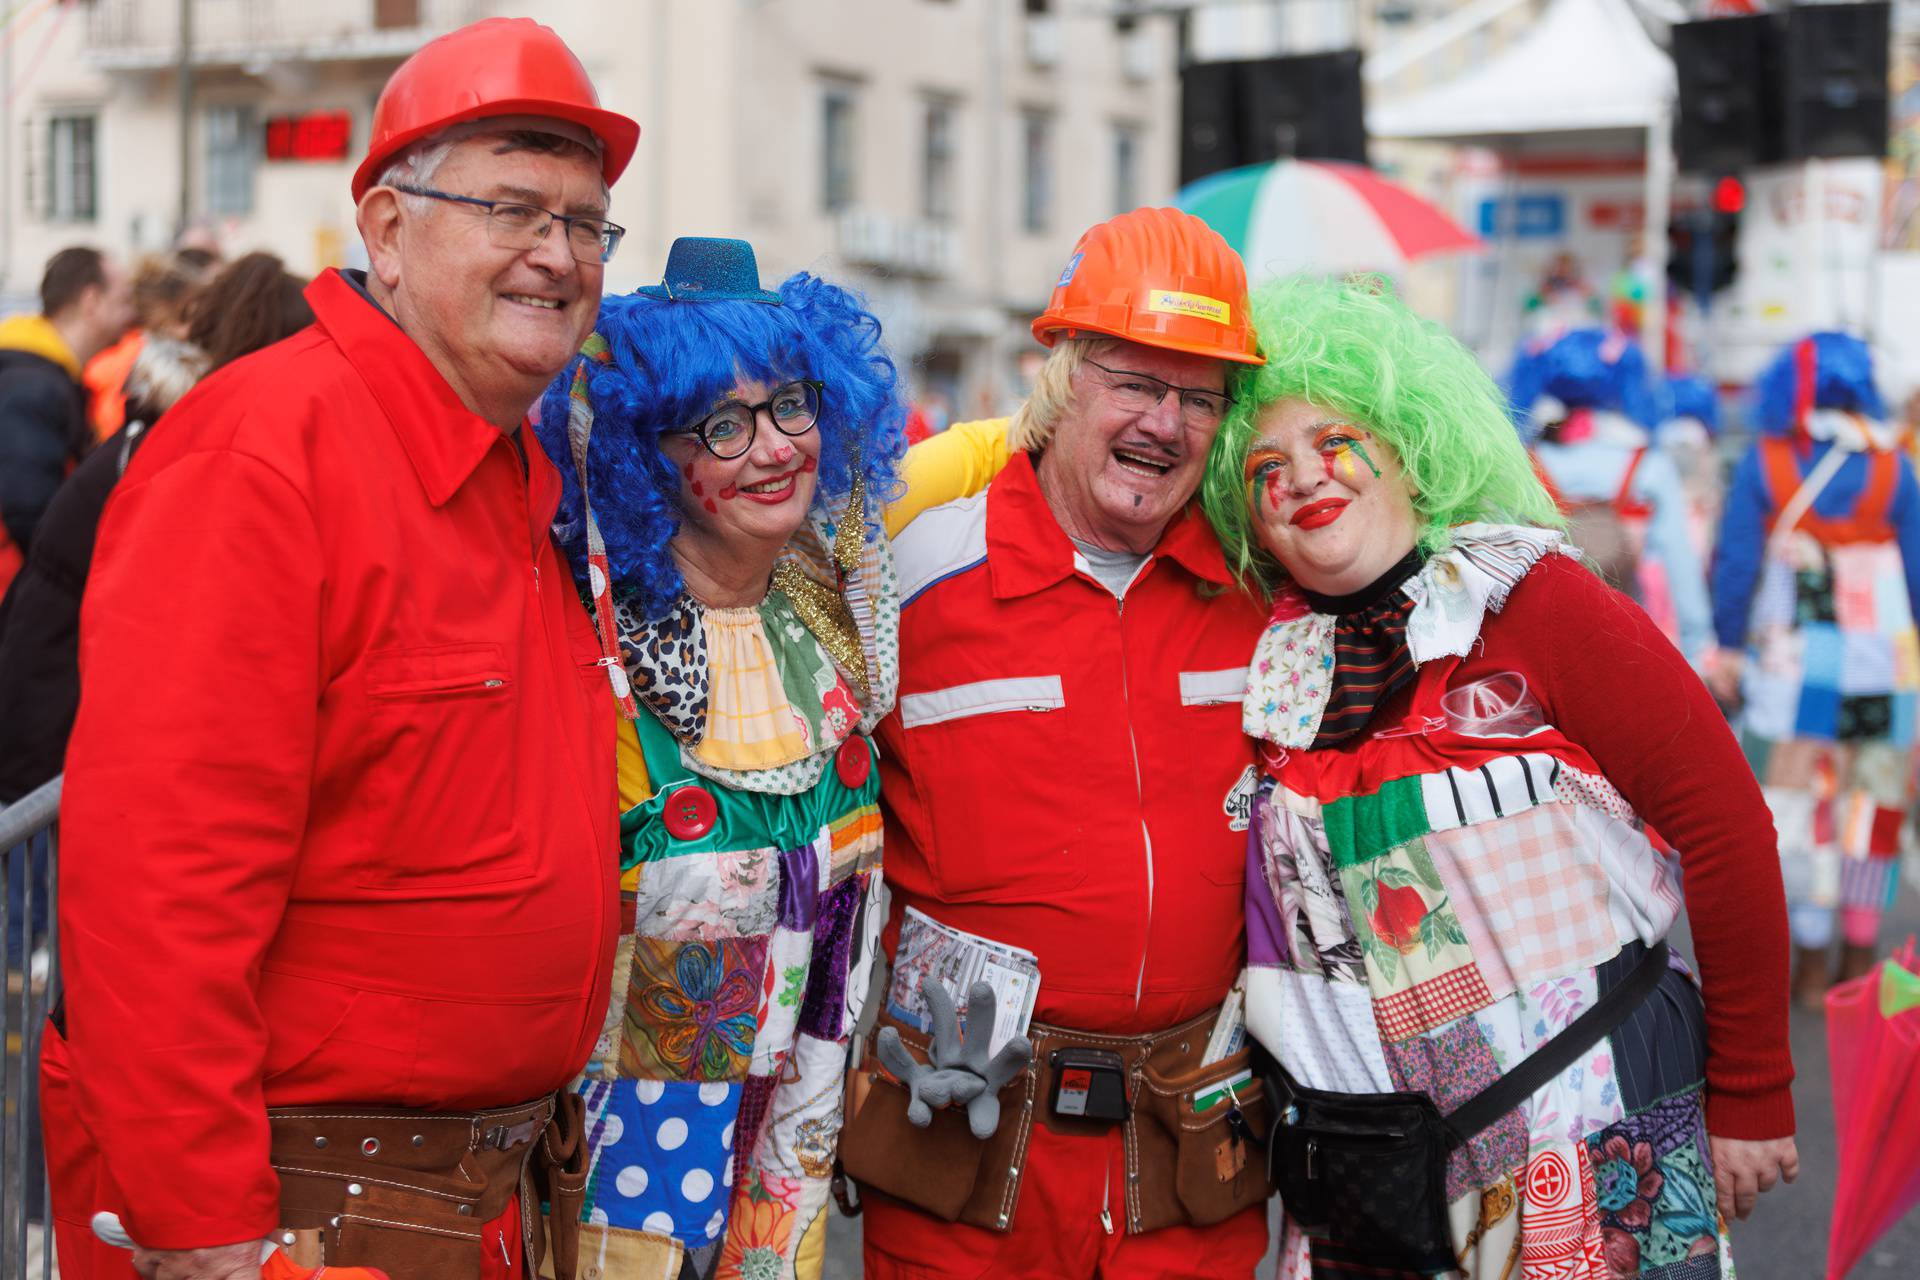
[1032,206,1263,366]
[352,17,640,202]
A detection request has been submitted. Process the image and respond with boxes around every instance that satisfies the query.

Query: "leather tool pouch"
[267,1095,556,1280]
[838,1014,1027,1227]
[840,1006,1270,1236]
[1131,1045,1274,1234]
[532,1091,589,1280]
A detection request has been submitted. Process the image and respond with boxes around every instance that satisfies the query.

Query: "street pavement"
[823,900,1920,1279]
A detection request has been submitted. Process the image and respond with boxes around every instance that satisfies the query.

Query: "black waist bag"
[1263,940,1669,1274]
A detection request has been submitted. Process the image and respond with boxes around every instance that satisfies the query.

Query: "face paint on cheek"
[801,456,818,474]
[718,483,739,501]
[1348,440,1383,479]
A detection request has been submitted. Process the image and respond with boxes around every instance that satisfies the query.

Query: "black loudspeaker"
[1180,61,1242,187]
[1242,50,1369,168]
[1782,1,1889,160]
[1673,15,1781,172]
[1179,52,1368,185]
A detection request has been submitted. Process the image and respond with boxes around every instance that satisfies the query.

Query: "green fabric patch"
[1324,774,1431,868]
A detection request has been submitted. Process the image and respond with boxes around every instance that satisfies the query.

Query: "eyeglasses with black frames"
[1084,358,1234,427]
[680,380,824,460]
[387,183,626,265]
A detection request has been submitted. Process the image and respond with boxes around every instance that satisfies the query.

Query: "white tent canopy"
[1369,0,1675,146]
[1365,0,1678,370]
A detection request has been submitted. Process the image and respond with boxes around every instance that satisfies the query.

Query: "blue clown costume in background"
[1711,331,1920,993]
[1507,329,1714,660]
[531,239,908,1280]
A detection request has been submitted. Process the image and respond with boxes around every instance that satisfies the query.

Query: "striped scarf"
[1303,549,1425,747]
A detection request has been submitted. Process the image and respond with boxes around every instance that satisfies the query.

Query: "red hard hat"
[352,18,640,202]
[1033,206,1263,366]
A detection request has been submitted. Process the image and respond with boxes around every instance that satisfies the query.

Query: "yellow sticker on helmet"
[1145,289,1230,326]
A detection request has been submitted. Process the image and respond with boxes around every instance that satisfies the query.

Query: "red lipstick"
[1290,498,1349,529]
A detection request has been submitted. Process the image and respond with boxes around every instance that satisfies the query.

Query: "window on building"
[47,113,97,223]
[1113,123,1141,215]
[204,105,257,217]
[922,98,957,223]
[1021,109,1052,233]
[821,81,858,214]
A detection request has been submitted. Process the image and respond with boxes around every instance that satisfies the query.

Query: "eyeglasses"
[386,183,626,264]
[1084,358,1233,426]
[679,380,824,459]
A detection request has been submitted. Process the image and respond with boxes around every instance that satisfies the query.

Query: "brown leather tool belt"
[265,1092,589,1280]
[840,1005,1272,1235]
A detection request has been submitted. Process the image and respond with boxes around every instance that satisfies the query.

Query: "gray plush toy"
[874,978,1033,1139]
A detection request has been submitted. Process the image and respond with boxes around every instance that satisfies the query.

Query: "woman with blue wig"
[1709,331,1920,1005]
[1505,328,1715,662]
[530,237,1000,1279]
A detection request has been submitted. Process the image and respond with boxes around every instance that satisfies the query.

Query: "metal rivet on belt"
[329,1217,341,1229]
[457,1205,473,1216]
[280,1233,296,1246]
[313,1136,328,1149]
[346,1183,363,1197]
[411,1135,425,1147]
[361,1137,380,1156]
[996,1213,1009,1227]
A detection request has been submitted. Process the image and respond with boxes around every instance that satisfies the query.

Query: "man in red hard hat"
[44,19,637,1280]
[846,207,1274,1275]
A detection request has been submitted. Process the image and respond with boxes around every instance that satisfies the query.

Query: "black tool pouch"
[1266,1071,1457,1272]
[1262,939,1670,1275]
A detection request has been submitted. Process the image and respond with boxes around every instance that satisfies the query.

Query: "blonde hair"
[1009,336,1114,450]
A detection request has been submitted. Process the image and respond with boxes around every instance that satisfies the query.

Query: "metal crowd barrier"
[1,776,60,1280]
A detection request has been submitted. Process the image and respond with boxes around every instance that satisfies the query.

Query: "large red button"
[661,784,717,840]
[835,736,872,788]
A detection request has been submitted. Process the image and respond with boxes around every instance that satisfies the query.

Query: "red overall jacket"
[876,452,1266,1036]
[53,270,618,1250]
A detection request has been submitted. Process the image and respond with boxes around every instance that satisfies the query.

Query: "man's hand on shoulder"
[132,1240,265,1280]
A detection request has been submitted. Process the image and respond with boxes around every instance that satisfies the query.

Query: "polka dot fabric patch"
[579,1076,742,1245]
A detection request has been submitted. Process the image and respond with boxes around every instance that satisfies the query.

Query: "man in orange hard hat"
[848,207,1275,1276]
[45,19,636,1280]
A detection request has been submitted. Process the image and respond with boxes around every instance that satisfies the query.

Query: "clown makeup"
[1244,398,1421,597]
[660,375,824,607]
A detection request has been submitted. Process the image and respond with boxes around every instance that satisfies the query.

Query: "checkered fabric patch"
[1372,964,1496,1042]
[1424,804,1616,990]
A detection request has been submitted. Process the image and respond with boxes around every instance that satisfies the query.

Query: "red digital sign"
[265,112,353,162]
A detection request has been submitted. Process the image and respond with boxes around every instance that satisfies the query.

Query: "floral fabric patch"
[622,935,769,1082]
[1584,1091,1722,1278]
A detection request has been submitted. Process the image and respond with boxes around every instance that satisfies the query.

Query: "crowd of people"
[16,12,1920,1280]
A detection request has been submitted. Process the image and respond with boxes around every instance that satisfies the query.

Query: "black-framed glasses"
[386,183,626,264]
[679,380,824,459]
[1084,358,1234,426]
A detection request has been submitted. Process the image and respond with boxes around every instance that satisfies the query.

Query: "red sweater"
[1339,553,1794,1140]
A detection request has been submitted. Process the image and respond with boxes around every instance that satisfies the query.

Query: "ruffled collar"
[1242,524,1572,750]
[615,485,901,795]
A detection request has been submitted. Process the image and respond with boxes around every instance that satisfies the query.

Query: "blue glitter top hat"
[636,236,783,305]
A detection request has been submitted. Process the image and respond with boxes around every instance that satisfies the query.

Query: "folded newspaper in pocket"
[884,906,1040,1057]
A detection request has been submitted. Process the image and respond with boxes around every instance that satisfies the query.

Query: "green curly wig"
[1201,274,1564,597]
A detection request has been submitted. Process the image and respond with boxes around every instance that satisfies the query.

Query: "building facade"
[3,0,1182,418]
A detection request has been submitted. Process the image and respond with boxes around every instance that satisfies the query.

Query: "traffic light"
[1667,178,1743,300]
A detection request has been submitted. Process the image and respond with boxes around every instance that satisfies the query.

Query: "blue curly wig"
[532,271,908,622]
[1505,328,1661,434]
[1663,373,1721,432]
[1750,331,1886,437]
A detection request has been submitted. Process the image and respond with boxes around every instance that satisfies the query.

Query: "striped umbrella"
[1177,159,1482,279]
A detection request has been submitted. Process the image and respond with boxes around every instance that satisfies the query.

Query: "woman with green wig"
[1212,276,1798,1278]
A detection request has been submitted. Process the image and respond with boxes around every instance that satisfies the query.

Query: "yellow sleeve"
[884,416,1015,537]
[616,717,655,811]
